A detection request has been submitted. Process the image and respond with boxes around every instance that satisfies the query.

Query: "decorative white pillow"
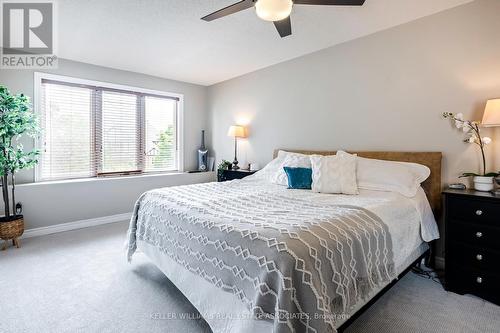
[310,153,358,195]
[337,150,430,197]
[251,153,286,182]
[252,150,308,184]
[273,152,312,186]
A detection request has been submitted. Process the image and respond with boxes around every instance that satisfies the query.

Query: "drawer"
[447,242,500,274]
[446,268,500,305]
[226,171,251,180]
[218,170,256,182]
[447,196,500,225]
[448,222,500,250]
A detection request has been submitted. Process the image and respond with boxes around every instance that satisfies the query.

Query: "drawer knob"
[476,277,483,284]
[476,254,483,261]
[476,231,483,238]
[475,210,483,216]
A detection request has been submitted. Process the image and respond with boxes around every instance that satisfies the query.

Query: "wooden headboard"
[273,150,443,215]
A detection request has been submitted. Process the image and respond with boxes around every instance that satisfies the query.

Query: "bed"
[126,150,442,333]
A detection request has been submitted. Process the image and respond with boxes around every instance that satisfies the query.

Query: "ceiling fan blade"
[274,17,292,38]
[201,0,255,21]
[293,0,365,5]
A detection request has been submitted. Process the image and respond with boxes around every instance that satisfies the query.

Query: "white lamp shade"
[227,125,247,138]
[255,0,293,22]
[482,99,500,127]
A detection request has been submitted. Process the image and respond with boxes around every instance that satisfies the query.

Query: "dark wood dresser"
[217,169,257,182]
[443,189,500,305]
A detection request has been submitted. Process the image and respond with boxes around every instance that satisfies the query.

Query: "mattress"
[127,178,439,333]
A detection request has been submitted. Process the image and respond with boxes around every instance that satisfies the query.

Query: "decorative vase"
[473,176,494,192]
[197,130,208,172]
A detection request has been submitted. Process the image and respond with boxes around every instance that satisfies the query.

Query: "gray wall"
[2,0,499,247]
[1,58,214,229]
[13,172,215,229]
[208,0,500,260]
[209,0,500,186]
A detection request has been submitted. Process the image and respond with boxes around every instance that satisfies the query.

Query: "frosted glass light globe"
[255,0,293,22]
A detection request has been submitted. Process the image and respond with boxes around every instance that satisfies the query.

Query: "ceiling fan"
[201,0,366,38]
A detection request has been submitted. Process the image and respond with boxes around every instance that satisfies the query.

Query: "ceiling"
[58,0,473,86]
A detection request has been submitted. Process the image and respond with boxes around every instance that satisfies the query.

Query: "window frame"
[34,72,184,182]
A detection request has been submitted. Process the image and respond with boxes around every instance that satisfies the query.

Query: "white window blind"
[38,78,181,181]
[99,90,141,174]
[40,83,94,180]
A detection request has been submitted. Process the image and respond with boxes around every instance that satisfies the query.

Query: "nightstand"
[443,189,500,305]
[217,169,256,182]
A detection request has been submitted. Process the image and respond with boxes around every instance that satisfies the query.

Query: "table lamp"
[227,125,247,170]
[482,99,500,127]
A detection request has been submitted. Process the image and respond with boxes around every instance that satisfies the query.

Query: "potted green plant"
[0,85,40,249]
[217,160,232,181]
[443,112,499,191]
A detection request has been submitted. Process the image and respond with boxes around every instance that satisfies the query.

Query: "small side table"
[217,169,257,182]
[443,189,500,305]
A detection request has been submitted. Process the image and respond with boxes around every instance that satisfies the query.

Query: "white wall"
[0,58,214,229]
[209,0,500,187]
[15,172,215,229]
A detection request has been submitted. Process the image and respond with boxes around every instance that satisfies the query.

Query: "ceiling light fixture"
[201,0,366,38]
[255,0,293,22]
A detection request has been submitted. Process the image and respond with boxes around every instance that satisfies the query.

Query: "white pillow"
[251,150,306,183]
[273,152,312,186]
[337,151,430,197]
[310,154,358,195]
[251,154,286,182]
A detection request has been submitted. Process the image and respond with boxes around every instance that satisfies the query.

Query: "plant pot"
[0,215,24,250]
[473,176,494,192]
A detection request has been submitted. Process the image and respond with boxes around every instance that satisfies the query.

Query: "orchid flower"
[455,113,464,129]
[443,111,495,176]
[482,137,492,145]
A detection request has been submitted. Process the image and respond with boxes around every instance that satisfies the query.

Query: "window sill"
[23,171,215,188]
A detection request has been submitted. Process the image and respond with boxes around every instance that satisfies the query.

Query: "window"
[37,75,182,181]
[99,90,140,174]
[144,96,177,171]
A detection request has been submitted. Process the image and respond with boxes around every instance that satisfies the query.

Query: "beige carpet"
[0,222,499,333]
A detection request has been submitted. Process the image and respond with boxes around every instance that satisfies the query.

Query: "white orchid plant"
[443,112,498,178]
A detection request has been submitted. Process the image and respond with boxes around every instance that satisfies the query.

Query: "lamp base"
[232,160,240,170]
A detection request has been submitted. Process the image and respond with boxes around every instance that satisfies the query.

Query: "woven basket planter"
[0,215,24,250]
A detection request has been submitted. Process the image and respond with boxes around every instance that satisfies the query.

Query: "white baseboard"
[22,212,132,239]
